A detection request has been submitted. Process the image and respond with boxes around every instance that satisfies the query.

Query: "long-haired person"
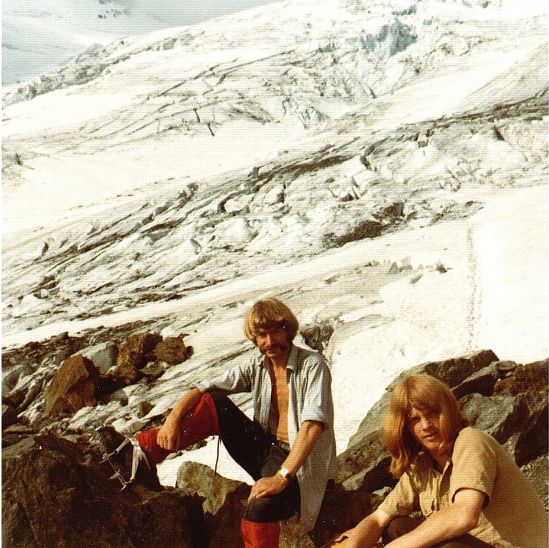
[333,374,547,548]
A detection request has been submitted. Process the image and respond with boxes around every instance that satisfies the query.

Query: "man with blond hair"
[103,297,336,547]
[333,374,547,548]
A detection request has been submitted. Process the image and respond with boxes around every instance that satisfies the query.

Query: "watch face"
[279,467,291,479]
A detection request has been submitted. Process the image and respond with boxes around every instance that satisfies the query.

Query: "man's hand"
[156,388,203,450]
[157,416,181,450]
[248,474,288,501]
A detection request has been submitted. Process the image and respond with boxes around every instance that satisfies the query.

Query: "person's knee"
[245,497,276,522]
[244,496,295,523]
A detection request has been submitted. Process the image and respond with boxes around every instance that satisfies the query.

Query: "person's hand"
[157,416,181,450]
[248,474,288,501]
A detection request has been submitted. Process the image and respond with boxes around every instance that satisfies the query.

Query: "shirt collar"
[286,344,298,371]
[416,451,453,476]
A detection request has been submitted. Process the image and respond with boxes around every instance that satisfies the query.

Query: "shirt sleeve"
[378,472,418,517]
[195,360,253,395]
[449,427,497,503]
[300,355,332,426]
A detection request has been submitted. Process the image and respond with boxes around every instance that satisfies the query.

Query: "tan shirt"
[379,427,548,548]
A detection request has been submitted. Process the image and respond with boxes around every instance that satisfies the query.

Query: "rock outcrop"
[2,433,207,548]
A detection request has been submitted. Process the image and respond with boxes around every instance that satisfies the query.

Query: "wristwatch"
[277,466,292,480]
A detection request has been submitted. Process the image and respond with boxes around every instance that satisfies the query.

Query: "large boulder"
[43,355,100,417]
[2,433,207,548]
[309,482,378,547]
[176,463,375,548]
[337,431,393,492]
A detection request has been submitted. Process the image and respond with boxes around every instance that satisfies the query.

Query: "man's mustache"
[260,344,286,353]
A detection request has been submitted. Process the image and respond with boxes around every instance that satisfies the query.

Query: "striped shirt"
[196,343,337,531]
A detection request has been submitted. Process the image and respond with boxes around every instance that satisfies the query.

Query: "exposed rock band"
[103,298,547,548]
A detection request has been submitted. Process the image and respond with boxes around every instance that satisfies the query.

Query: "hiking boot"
[95,426,161,491]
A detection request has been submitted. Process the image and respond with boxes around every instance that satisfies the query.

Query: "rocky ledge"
[2,343,547,547]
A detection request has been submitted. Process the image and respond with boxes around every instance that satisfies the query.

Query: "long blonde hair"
[382,374,469,478]
[244,297,299,342]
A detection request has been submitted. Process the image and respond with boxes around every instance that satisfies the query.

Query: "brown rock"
[115,333,163,384]
[494,359,548,395]
[43,356,99,417]
[137,401,155,418]
[154,336,187,365]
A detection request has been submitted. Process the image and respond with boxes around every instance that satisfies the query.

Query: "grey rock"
[453,362,500,398]
[300,320,335,353]
[177,461,249,547]
[79,341,119,374]
[1,362,35,394]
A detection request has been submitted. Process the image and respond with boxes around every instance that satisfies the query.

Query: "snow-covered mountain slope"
[2,0,170,84]
[2,0,548,483]
[2,0,285,85]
